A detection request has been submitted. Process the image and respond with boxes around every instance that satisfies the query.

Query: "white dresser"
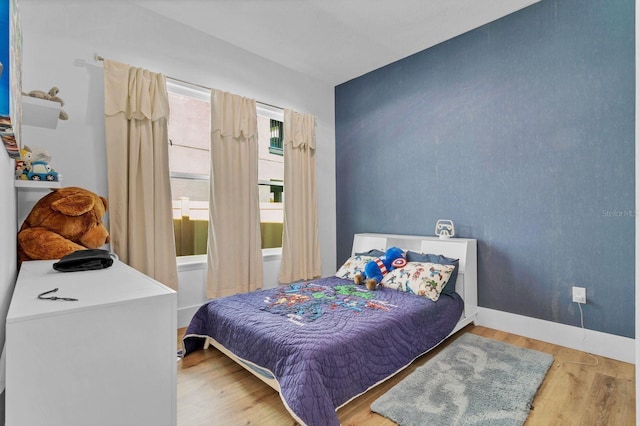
[6,259,177,426]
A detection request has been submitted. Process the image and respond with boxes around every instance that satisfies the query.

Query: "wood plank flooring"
[177,325,635,425]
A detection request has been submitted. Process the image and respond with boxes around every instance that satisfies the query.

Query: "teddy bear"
[354,246,406,290]
[17,187,109,267]
[23,86,69,120]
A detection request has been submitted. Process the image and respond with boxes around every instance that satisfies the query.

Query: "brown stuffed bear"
[17,187,109,266]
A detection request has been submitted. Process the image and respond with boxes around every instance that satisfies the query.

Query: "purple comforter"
[183,276,463,426]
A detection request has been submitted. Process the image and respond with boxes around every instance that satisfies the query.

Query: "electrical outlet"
[572,286,586,304]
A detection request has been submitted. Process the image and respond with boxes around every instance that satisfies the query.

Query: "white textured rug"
[371,333,554,426]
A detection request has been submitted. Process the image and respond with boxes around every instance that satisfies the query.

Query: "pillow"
[335,255,375,280]
[381,262,455,302]
[355,249,385,257]
[405,251,460,295]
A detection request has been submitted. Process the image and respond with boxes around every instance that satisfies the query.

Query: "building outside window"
[269,119,283,156]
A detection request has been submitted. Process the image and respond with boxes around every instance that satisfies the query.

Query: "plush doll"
[20,146,33,171]
[354,246,406,290]
[17,187,109,267]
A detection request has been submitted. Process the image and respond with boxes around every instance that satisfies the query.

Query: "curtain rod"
[94,53,284,111]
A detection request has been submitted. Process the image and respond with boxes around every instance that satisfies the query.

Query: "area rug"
[370,333,554,426]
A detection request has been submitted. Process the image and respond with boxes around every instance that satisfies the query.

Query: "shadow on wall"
[477,241,514,308]
[477,240,555,322]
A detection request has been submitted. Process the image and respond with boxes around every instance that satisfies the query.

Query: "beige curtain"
[206,89,263,298]
[103,59,178,290]
[278,109,321,283]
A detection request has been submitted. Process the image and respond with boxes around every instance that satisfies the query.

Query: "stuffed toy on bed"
[354,246,406,290]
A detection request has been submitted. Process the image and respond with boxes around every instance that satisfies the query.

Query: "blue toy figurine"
[354,246,406,290]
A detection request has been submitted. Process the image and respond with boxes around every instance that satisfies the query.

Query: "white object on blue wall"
[435,219,455,239]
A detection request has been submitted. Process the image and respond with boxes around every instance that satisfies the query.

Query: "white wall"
[176,251,282,328]
[17,1,337,323]
[0,154,17,394]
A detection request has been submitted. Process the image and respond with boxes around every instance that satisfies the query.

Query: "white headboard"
[351,233,478,332]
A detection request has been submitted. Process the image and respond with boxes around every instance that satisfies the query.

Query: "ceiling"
[136,0,540,86]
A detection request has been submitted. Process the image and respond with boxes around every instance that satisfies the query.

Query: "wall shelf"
[21,96,61,129]
[15,179,61,189]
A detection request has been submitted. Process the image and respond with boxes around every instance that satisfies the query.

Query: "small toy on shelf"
[20,146,32,170]
[15,145,62,182]
[14,160,26,179]
[22,86,69,120]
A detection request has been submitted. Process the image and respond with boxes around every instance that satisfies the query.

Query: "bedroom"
[0,0,636,424]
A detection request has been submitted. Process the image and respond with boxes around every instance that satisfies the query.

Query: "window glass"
[167,80,284,256]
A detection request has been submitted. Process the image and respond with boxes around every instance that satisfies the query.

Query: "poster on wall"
[0,0,21,159]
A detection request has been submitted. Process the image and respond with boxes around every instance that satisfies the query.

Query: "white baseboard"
[476,307,635,364]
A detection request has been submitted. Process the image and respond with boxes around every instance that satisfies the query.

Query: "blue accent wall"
[0,0,10,116]
[335,0,634,337]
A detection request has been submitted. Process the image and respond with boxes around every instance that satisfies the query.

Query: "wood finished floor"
[177,325,635,426]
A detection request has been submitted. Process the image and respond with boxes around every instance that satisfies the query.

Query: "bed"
[182,233,478,426]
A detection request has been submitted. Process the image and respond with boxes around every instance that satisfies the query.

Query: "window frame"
[166,78,285,261]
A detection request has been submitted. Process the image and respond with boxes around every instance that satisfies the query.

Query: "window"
[166,80,284,257]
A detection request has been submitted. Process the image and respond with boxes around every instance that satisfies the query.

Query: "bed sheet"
[183,276,464,426]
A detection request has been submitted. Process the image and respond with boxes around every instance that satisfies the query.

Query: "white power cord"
[556,302,599,368]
